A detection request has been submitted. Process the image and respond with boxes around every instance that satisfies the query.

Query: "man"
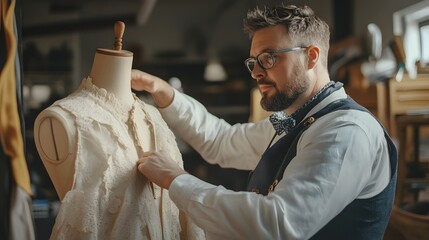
[133,4,397,240]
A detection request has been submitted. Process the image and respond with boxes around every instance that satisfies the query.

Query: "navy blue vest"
[246,86,397,239]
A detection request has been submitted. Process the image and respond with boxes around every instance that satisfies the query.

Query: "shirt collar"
[268,82,345,136]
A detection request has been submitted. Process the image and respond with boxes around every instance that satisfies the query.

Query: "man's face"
[249,25,309,112]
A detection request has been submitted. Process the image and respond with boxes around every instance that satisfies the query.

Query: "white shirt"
[160,87,391,240]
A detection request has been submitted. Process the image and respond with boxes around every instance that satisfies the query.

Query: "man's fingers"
[137,154,151,170]
[131,70,147,91]
[136,158,145,172]
[137,151,157,172]
[131,69,142,79]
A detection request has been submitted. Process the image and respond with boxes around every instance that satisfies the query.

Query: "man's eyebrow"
[249,48,275,57]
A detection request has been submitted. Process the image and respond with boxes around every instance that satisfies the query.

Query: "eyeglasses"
[244,47,306,73]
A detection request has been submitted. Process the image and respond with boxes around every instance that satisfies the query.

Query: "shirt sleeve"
[168,109,390,240]
[159,89,276,170]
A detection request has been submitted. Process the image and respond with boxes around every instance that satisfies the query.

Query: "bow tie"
[269,111,296,135]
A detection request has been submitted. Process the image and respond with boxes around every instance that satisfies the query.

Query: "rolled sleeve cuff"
[169,174,212,210]
[158,89,186,126]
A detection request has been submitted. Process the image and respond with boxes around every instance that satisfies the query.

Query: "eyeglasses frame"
[244,47,307,73]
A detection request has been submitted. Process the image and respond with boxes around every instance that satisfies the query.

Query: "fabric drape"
[1,0,31,196]
[1,0,35,239]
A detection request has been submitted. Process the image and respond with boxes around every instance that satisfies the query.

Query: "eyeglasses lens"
[245,59,256,72]
[259,53,274,69]
[245,52,279,73]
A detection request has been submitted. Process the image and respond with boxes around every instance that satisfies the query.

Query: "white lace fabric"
[48,77,204,240]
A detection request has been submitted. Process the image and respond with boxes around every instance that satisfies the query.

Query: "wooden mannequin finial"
[96,20,132,57]
[114,21,125,51]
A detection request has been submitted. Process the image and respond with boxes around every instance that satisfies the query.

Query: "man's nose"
[250,63,266,80]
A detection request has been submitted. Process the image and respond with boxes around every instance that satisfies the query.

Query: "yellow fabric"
[0,0,32,195]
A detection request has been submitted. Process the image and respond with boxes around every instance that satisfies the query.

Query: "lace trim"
[77,77,144,123]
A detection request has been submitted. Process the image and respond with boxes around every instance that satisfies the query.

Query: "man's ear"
[306,46,320,69]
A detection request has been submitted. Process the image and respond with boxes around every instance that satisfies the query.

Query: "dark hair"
[243,4,330,67]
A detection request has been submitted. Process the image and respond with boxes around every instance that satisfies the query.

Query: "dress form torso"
[34,22,137,198]
[33,48,145,200]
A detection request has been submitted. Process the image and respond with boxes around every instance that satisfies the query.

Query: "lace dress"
[48,77,204,240]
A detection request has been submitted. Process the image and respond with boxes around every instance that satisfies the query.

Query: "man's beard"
[260,67,308,112]
[260,91,297,111]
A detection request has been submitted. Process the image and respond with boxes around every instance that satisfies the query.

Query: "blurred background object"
[360,23,397,83]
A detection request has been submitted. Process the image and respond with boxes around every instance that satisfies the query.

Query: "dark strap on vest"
[246,82,342,194]
[246,95,398,239]
[246,96,396,195]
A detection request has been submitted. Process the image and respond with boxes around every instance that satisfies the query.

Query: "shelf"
[404,178,429,184]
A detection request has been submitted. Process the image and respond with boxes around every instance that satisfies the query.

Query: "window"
[420,21,429,66]
[393,0,429,78]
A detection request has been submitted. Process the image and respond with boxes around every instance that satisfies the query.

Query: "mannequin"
[34,22,203,239]
[34,21,144,200]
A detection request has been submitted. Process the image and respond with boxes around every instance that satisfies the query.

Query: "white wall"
[353,0,423,48]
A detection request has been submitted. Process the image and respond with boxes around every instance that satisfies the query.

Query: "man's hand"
[131,69,175,108]
[136,150,187,189]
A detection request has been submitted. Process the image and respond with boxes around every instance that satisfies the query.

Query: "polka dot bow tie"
[269,111,296,136]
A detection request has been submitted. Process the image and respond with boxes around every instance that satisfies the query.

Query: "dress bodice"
[48,77,203,240]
